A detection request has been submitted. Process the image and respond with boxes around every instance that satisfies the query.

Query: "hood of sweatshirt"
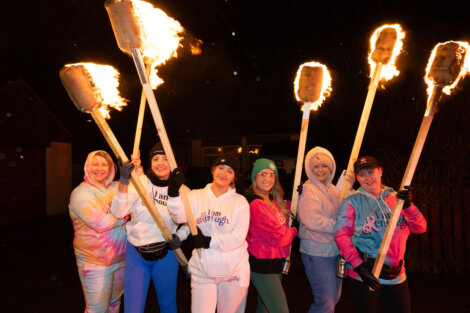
[304,146,336,186]
[83,150,116,188]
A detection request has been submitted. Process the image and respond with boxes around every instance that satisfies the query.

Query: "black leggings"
[347,277,411,313]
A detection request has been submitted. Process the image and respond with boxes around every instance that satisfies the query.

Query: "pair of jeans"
[301,253,342,313]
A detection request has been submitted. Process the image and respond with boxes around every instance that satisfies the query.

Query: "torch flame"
[65,63,127,119]
[131,0,184,88]
[293,61,332,111]
[425,41,470,101]
[368,24,405,81]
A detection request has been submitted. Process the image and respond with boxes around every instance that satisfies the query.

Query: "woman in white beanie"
[298,146,353,313]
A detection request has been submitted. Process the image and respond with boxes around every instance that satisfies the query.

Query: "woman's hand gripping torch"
[104,0,200,254]
[340,24,405,201]
[283,61,332,274]
[59,63,189,274]
[372,41,470,278]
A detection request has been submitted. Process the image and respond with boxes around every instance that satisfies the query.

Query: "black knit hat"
[149,142,165,162]
[354,156,380,174]
[212,152,240,176]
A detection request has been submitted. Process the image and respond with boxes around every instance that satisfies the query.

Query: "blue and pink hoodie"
[334,186,426,284]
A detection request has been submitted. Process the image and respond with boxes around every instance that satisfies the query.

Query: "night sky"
[2,0,470,168]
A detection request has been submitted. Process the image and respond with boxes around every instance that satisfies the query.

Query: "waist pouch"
[249,253,284,274]
[135,241,168,262]
[358,250,403,280]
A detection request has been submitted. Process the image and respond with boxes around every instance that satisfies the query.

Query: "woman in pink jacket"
[245,158,298,313]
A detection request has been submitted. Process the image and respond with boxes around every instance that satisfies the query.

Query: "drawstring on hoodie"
[361,189,392,226]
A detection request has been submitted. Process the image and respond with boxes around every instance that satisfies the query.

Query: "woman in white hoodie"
[167,152,250,313]
[298,146,352,313]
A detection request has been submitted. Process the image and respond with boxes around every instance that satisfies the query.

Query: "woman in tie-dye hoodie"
[69,150,128,313]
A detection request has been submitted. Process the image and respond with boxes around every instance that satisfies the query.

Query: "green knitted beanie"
[251,158,278,182]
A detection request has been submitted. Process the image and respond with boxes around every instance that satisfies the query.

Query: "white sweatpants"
[190,259,250,313]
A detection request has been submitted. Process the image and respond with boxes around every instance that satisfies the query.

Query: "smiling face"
[356,166,383,196]
[151,154,171,180]
[310,155,332,185]
[212,165,235,190]
[89,155,110,185]
[312,163,331,184]
[255,169,276,194]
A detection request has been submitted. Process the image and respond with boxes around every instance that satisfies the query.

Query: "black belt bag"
[135,241,169,262]
[358,250,403,280]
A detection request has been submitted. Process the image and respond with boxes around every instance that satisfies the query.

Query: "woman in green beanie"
[245,158,298,313]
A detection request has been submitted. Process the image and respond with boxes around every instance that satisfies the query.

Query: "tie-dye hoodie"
[334,186,426,284]
[69,151,128,266]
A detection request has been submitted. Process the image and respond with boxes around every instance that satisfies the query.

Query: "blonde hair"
[248,175,289,217]
[93,150,114,170]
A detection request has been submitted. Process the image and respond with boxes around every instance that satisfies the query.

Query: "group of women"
[69,143,426,313]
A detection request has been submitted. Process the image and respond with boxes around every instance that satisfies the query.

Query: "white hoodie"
[298,146,342,257]
[168,183,250,277]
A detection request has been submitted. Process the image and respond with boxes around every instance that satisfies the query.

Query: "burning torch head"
[60,65,100,113]
[427,41,467,87]
[297,66,324,103]
[105,0,143,55]
[371,27,398,64]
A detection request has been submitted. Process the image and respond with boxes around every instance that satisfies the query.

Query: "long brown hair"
[248,175,289,217]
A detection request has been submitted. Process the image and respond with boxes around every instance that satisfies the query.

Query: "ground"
[1,214,468,313]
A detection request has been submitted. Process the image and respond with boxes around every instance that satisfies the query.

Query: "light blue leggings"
[124,241,179,313]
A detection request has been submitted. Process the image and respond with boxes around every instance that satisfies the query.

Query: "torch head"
[298,66,324,103]
[105,0,142,55]
[371,27,398,64]
[427,42,467,87]
[59,65,100,113]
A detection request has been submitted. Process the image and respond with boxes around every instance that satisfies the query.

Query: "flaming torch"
[59,63,189,271]
[340,24,405,200]
[283,61,332,274]
[372,41,470,278]
[104,0,199,240]
[104,0,184,157]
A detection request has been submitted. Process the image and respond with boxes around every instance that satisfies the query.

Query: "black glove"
[118,157,134,185]
[397,186,412,209]
[168,168,185,197]
[189,226,211,249]
[354,262,381,292]
[168,234,181,250]
[290,214,300,231]
[297,182,304,195]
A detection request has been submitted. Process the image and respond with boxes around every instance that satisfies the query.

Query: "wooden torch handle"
[132,63,151,157]
[340,62,383,201]
[372,86,442,278]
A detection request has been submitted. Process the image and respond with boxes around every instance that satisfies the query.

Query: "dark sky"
[2,0,470,163]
